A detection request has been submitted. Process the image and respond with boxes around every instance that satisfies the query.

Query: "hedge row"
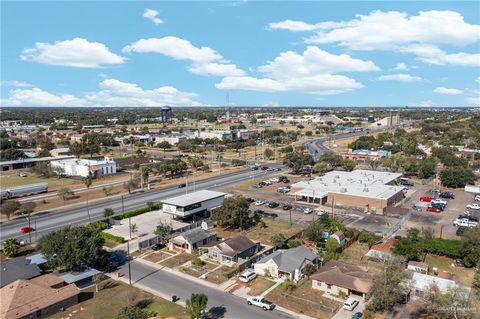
[422,238,463,259]
[101,232,125,243]
[112,202,161,220]
[88,220,108,232]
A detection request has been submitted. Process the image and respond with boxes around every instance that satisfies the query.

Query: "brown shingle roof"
[214,235,257,257]
[1,274,79,319]
[311,260,373,294]
[370,238,396,253]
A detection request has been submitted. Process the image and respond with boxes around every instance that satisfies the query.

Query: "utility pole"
[127,240,132,285]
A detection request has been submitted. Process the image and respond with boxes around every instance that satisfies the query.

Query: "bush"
[88,221,108,232]
[112,203,161,220]
[101,232,125,243]
[222,266,238,279]
[423,238,463,259]
[287,239,301,248]
[191,255,205,268]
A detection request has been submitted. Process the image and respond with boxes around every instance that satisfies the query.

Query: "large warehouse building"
[290,170,405,214]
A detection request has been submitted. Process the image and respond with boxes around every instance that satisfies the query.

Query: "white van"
[239,270,257,283]
[343,298,359,311]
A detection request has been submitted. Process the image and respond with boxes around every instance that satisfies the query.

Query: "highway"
[0,166,282,243]
[119,260,294,319]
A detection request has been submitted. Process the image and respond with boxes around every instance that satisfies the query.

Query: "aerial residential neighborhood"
[1,1,479,319]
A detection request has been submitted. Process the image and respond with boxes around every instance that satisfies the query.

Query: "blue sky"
[1,1,479,107]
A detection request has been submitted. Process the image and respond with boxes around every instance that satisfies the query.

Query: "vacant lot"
[245,277,275,296]
[159,253,191,268]
[48,280,187,319]
[216,219,304,245]
[424,254,475,286]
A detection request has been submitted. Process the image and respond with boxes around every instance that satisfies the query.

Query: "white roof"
[51,158,113,166]
[292,169,404,200]
[411,272,469,294]
[162,190,226,207]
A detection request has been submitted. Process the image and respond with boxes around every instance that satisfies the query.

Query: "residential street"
[118,259,295,319]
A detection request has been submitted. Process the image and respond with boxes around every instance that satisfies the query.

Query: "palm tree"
[3,238,21,257]
[92,273,104,292]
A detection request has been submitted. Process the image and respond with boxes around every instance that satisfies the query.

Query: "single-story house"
[331,231,346,246]
[1,274,79,319]
[407,261,429,274]
[254,246,318,282]
[311,260,374,299]
[364,238,396,261]
[409,271,470,298]
[168,228,216,254]
[207,235,260,265]
[57,268,101,288]
[0,257,42,288]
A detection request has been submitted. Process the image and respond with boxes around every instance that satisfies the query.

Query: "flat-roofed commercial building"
[162,190,226,218]
[290,170,404,214]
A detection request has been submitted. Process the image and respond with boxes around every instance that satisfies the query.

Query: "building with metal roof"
[162,190,226,218]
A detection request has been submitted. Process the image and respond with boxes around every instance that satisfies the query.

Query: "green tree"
[157,141,172,156]
[212,196,252,229]
[115,306,155,319]
[271,234,287,248]
[342,158,357,172]
[103,208,114,219]
[305,221,324,242]
[461,226,480,267]
[283,152,314,173]
[368,256,407,312]
[186,293,208,319]
[3,238,21,257]
[40,225,104,271]
[313,161,329,174]
[419,156,437,178]
[154,223,173,245]
[287,239,301,248]
[264,148,274,159]
[440,166,476,188]
[319,152,343,169]
[323,238,339,262]
[0,200,21,220]
[69,142,84,158]
[57,187,74,202]
[392,228,423,261]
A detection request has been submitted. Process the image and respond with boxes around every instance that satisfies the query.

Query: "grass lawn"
[103,239,121,249]
[0,173,79,190]
[159,253,191,268]
[48,280,187,319]
[144,252,171,264]
[266,279,341,319]
[232,178,266,190]
[246,277,275,296]
[424,254,475,286]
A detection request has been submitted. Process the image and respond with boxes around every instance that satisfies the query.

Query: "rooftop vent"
[340,187,347,193]
[363,188,369,192]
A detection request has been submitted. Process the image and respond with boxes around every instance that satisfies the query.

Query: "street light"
[21,212,32,243]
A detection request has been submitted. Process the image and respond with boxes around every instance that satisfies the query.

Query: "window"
[212,251,218,258]
[36,310,42,317]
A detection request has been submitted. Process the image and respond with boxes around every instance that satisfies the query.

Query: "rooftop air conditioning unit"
[363,188,369,192]
[340,187,347,193]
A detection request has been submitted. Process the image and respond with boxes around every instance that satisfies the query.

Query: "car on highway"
[426,206,441,213]
[420,196,435,202]
[247,296,275,311]
[303,208,313,214]
[440,192,455,199]
[343,298,359,311]
[466,203,480,210]
[239,270,257,283]
[20,226,34,233]
[178,183,186,188]
[255,200,265,206]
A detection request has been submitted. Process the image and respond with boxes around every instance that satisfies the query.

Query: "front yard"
[48,280,187,319]
[159,253,192,268]
[216,219,304,246]
[246,277,275,296]
[265,279,341,319]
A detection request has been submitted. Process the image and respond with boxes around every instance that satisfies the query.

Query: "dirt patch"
[159,253,191,268]
[246,277,275,296]
[424,254,475,286]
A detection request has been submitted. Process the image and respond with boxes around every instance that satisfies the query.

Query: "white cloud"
[188,62,245,77]
[305,10,480,49]
[0,79,200,107]
[123,36,221,63]
[393,63,409,71]
[216,74,363,95]
[0,80,33,87]
[433,87,464,95]
[143,8,164,25]
[476,77,480,84]
[123,36,244,77]
[465,96,479,105]
[267,20,320,32]
[257,46,380,78]
[402,45,480,67]
[21,38,125,68]
[378,73,422,82]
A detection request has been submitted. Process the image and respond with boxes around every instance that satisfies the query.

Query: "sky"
[1,0,479,107]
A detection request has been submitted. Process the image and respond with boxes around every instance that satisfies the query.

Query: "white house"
[161,190,226,219]
[50,156,116,178]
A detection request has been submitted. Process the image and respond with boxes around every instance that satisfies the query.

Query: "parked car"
[151,243,162,251]
[399,178,414,187]
[440,192,455,199]
[453,218,479,227]
[303,208,313,214]
[247,296,275,311]
[466,203,480,210]
[430,203,445,211]
[426,206,441,213]
[254,210,278,219]
[420,196,435,202]
[282,204,292,210]
[316,209,328,216]
[239,270,257,283]
[261,166,268,171]
[255,200,265,206]
[20,226,34,233]
[277,187,290,193]
[263,180,272,186]
[178,183,186,188]
[475,194,480,201]
[352,312,363,319]
[343,298,359,311]
[431,199,447,206]
[430,188,441,194]
[268,202,279,208]
[283,178,290,183]
[412,205,422,212]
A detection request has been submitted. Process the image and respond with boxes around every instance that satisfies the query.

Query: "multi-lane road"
[0,166,282,243]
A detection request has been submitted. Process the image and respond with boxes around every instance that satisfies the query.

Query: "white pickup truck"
[247,296,276,311]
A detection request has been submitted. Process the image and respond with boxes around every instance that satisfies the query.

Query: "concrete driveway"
[332,297,363,319]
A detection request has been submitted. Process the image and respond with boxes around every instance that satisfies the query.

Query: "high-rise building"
[161,106,173,124]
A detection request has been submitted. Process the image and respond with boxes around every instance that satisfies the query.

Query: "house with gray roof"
[0,257,42,288]
[168,227,216,253]
[207,235,260,265]
[254,246,318,281]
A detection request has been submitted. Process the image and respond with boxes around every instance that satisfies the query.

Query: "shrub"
[191,255,205,268]
[88,221,108,232]
[222,266,239,279]
[101,232,125,243]
[112,203,161,220]
[287,239,301,248]
[423,238,463,259]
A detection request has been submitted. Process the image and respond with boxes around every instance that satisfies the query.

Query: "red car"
[420,196,435,202]
[20,226,34,233]
[426,206,441,213]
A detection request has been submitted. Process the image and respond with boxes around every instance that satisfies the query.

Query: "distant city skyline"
[1,1,479,107]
